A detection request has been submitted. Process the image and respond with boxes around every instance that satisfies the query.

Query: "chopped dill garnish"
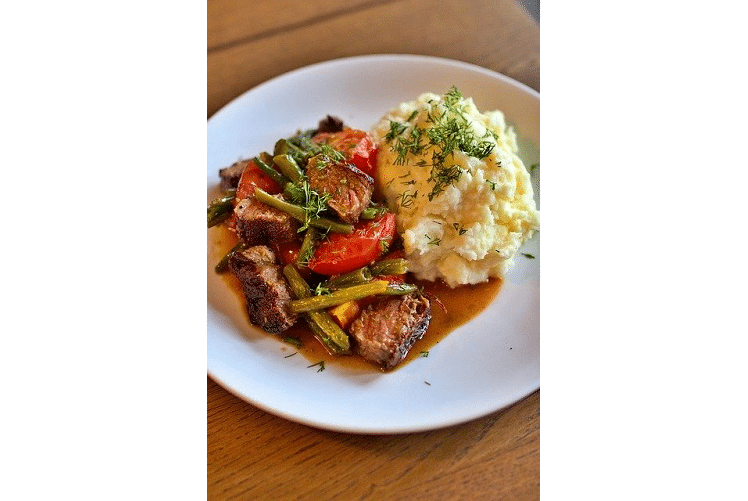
[485,179,497,190]
[443,86,462,107]
[297,180,331,232]
[307,361,325,372]
[313,283,330,296]
[425,234,441,246]
[406,110,419,122]
[420,350,429,357]
[483,128,500,141]
[385,120,408,141]
[284,352,297,358]
[396,190,417,208]
[521,253,536,259]
[391,126,425,166]
[452,222,467,235]
[319,143,346,163]
[424,381,431,386]
[384,86,495,202]
[283,336,303,348]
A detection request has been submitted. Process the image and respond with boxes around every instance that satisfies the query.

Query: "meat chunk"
[315,115,344,134]
[234,196,299,246]
[219,159,248,191]
[306,159,373,224]
[349,293,432,370]
[228,245,297,334]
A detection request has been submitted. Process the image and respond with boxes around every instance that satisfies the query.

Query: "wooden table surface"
[207,0,540,498]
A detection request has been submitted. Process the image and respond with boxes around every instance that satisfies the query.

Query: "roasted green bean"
[323,267,373,290]
[253,188,353,234]
[273,154,305,184]
[370,258,409,276]
[360,206,388,220]
[289,280,389,314]
[253,156,288,187]
[381,282,419,296]
[297,227,318,266]
[207,190,236,227]
[283,265,350,355]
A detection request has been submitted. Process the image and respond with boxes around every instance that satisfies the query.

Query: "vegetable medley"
[207,119,432,367]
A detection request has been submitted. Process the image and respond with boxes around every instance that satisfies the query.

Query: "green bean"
[253,156,288,187]
[214,241,247,273]
[306,309,353,355]
[273,154,305,184]
[370,258,409,276]
[323,266,373,290]
[254,188,353,234]
[297,227,318,266]
[289,280,389,314]
[207,191,235,227]
[283,265,350,355]
[273,138,290,157]
[360,206,388,220]
[276,133,317,165]
[381,282,419,296]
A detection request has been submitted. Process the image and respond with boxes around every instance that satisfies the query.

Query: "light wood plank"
[208,0,394,50]
[207,0,539,117]
[207,377,540,500]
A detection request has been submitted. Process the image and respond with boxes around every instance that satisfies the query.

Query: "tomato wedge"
[307,213,396,276]
[235,159,282,199]
[313,128,378,177]
[273,240,301,266]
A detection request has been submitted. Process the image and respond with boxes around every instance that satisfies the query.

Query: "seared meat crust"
[234,196,299,246]
[228,245,297,334]
[306,161,373,224]
[315,115,345,134]
[219,159,248,191]
[349,293,432,370]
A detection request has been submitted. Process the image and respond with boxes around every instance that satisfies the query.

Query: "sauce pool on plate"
[210,224,501,372]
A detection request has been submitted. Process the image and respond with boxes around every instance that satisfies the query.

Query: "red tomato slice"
[307,213,396,276]
[236,159,282,199]
[313,129,378,177]
[273,240,301,266]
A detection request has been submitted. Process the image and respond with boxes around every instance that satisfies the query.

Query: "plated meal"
[207,87,539,371]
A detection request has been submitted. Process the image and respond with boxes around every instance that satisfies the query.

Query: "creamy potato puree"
[371,89,539,287]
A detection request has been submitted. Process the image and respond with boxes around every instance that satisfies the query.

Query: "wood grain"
[208,377,540,500]
[207,0,539,118]
[208,0,396,50]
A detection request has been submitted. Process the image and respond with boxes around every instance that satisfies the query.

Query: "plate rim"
[207,54,540,434]
[208,54,539,124]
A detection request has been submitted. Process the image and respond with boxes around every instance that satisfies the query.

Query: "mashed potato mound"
[371,88,539,288]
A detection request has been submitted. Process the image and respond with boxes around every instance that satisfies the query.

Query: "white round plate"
[207,54,539,434]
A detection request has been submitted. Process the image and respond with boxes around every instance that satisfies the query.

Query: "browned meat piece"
[234,196,299,246]
[219,159,249,191]
[316,115,344,134]
[306,159,373,224]
[349,293,432,370]
[228,245,297,334]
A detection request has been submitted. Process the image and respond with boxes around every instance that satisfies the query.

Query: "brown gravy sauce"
[210,225,502,372]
